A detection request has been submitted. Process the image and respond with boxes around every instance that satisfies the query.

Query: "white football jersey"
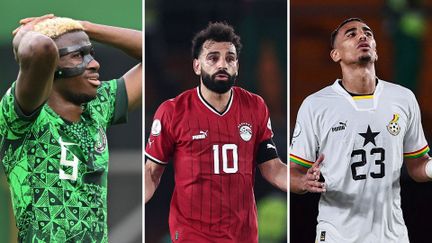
[290,79,429,243]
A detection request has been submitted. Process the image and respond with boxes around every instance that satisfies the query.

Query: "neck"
[47,91,83,122]
[340,63,376,94]
[200,82,231,113]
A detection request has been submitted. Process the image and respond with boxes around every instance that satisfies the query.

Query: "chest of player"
[318,98,408,150]
[26,110,109,185]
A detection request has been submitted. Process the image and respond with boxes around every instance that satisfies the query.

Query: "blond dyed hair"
[33,17,84,39]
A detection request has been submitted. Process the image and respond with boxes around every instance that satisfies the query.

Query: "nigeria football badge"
[387,114,401,136]
[238,123,253,142]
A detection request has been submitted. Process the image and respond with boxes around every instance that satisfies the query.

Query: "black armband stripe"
[145,152,168,166]
[257,138,279,164]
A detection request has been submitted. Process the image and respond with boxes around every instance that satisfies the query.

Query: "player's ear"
[330,49,341,63]
[193,59,201,75]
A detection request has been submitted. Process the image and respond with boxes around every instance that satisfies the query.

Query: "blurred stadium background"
[291,0,432,242]
[145,0,287,242]
[0,1,142,243]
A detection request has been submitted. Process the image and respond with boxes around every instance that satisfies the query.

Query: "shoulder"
[379,79,417,103]
[301,84,335,108]
[233,86,267,106]
[156,87,196,114]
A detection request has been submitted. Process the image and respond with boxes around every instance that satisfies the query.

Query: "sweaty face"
[54,31,100,105]
[331,21,378,65]
[194,41,239,94]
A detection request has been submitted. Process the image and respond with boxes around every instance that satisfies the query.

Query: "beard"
[201,69,237,94]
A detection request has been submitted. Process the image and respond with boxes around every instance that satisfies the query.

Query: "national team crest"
[387,114,401,136]
[94,127,108,153]
[238,123,253,142]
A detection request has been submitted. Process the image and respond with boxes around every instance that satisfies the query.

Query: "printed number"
[351,148,385,180]
[213,144,238,174]
[58,138,79,181]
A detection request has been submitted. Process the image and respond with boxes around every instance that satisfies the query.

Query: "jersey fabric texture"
[290,79,429,243]
[146,86,275,243]
[0,79,127,243]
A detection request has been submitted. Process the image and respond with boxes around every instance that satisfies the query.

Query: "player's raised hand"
[12,14,55,36]
[303,154,326,193]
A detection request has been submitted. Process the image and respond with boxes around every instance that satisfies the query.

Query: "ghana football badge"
[238,122,253,142]
[387,113,401,136]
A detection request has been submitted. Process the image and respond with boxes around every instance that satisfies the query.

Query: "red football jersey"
[146,86,274,242]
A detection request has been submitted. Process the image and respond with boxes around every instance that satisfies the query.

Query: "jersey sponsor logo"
[151,119,162,136]
[238,123,253,142]
[267,118,274,137]
[293,122,302,138]
[147,138,154,147]
[387,113,401,136]
[267,143,276,150]
[320,231,326,241]
[331,121,347,132]
[94,127,107,153]
[192,130,208,140]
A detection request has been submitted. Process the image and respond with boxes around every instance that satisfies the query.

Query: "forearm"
[269,163,287,192]
[14,31,58,113]
[81,21,142,60]
[145,172,158,203]
[406,155,432,182]
[145,161,164,203]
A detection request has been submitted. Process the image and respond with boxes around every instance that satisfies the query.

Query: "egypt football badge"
[238,123,253,142]
[387,114,401,136]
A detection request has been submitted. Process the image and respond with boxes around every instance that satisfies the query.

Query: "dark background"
[290,0,432,242]
[145,0,287,242]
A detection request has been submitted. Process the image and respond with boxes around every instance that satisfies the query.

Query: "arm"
[290,154,326,194]
[405,154,432,182]
[258,158,287,192]
[145,159,165,203]
[13,15,58,114]
[80,21,142,111]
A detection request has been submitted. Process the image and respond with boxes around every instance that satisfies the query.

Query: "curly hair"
[33,17,84,39]
[191,22,242,59]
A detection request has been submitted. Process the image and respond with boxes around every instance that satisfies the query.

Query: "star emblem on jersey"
[358,125,380,146]
[238,123,253,142]
[387,113,401,136]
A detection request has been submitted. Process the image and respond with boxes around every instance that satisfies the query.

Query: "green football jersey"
[0,79,128,243]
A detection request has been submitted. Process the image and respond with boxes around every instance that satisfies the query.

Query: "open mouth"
[357,43,370,49]
[87,74,100,86]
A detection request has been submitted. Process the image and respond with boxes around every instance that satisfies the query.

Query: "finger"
[19,17,36,24]
[315,154,325,166]
[306,181,326,193]
[12,26,21,36]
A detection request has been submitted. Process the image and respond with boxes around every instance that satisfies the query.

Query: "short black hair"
[191,22,242,59]
[330,18,365,49]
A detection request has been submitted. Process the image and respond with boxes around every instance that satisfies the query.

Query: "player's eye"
[347,32,355,38]
[226,56,235,63]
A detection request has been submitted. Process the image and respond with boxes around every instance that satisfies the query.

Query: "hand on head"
[12,14,55,36]
[303,154,326,193]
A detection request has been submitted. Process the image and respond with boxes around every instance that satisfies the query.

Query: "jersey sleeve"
[289,98,319,168]
[90,78,128,127]
[0,83,41,139]
[255,96,279,164]
[403,92,429,158]
[145,100,176,165]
